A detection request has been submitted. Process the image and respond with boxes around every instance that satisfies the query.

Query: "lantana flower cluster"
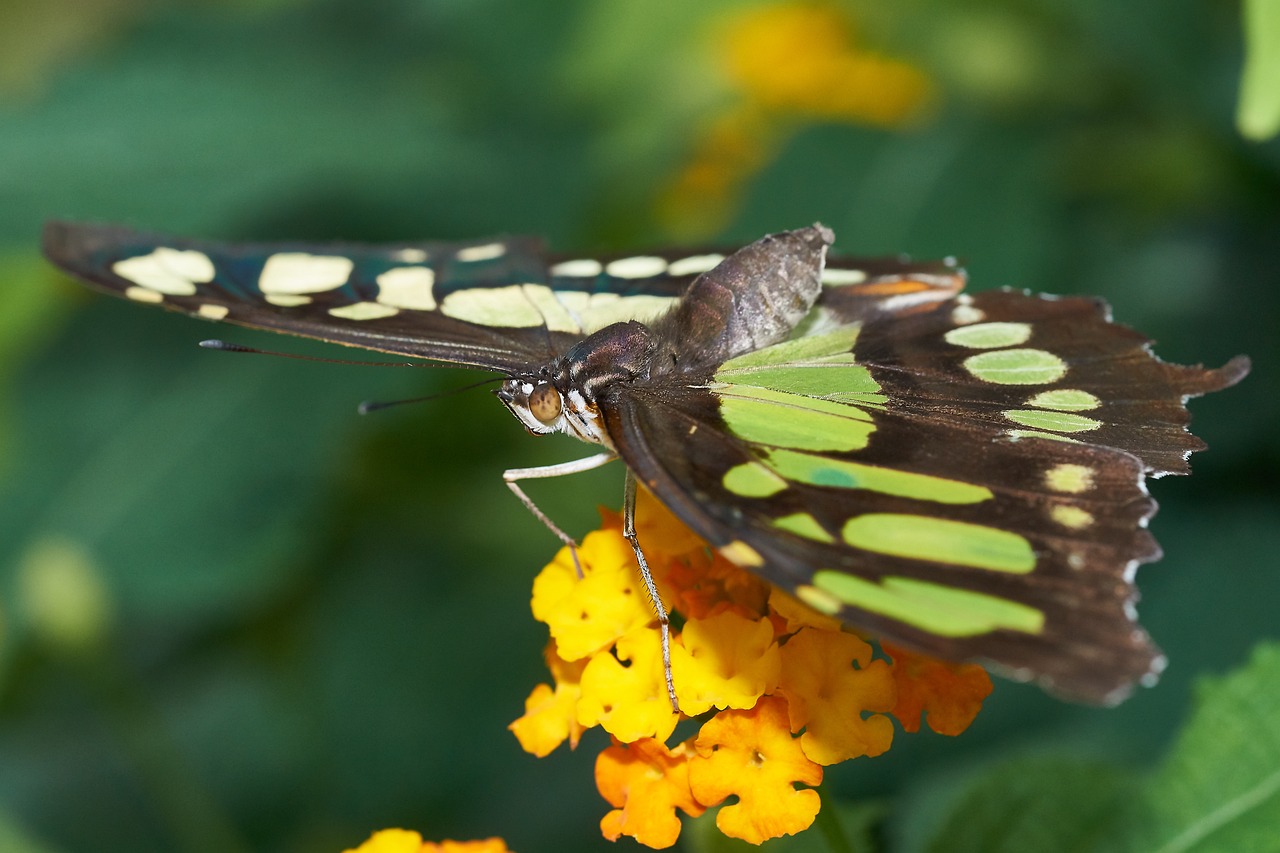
[509,488,993,848]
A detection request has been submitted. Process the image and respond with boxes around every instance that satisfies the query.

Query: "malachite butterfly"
[43,221,1248,705]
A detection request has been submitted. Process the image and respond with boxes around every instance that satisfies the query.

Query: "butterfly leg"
[622,472,679,713]
[503,451,616,577]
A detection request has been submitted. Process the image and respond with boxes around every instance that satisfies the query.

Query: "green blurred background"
[1,1,1276,851]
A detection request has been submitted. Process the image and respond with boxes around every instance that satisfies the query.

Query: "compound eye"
[528,383,562,425]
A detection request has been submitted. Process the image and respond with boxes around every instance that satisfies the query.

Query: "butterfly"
[43,221,1248,705]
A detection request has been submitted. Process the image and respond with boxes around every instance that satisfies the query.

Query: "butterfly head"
[496,372,612,448]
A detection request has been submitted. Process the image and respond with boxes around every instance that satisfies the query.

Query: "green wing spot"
[717,386,875,452]
[962,348,1067,385]
[764,449,993,504]
[723,462,788,498]
[841,514,1036,574]
[720,326,861,369]
[1008,429,1081,443]
[812,572,1045,637]
[943,321,1032,349]
[1003,409,1101,433]
[1027,389,1101,411]
[718,364,880,398]
[774,512,835,543]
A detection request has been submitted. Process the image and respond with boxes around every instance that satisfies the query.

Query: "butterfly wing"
[45,221,966,374]
[603,286,1246,704]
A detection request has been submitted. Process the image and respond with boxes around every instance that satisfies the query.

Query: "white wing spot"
[198,303,229,320]
[820,267,867,285]
[392,248,429,262]
[456,242,506,262]
[265,293,312,307]
[376,266,437,310]
[328,301,400,321]
[441,284,545,328]
[124,286,164,303]
[259,253,354,295]
[667,254,725,276]
[550,259,603,277]
[944,321,1033,349]
[951,304,986,325]
[113,247,215,296]
[605,256,667,279]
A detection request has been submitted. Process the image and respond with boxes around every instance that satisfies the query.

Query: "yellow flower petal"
[345,831,513,853]
[509,641,588,756]
[669,611,780,716]
[344,829,427,853]
[577,627,680,743]
[769,587,843,634]
[777,628,896,765]
[530,529,654,661]
[689,696,822,844]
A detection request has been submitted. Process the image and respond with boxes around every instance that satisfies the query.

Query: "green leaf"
[1111,642,1280,853]
[917,644,1280,853]
[922,758,1135,853]
[1238,0,1280,140]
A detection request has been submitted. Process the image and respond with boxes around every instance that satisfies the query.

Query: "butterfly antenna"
[358,376,504,415]
[199,339,424,368]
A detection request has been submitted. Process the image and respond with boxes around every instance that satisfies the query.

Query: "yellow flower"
[514,487,994,848]
[669,610,780,716]
[508,640,587,757]
[578,626,680,743]
[343,829,512,853]
[529,529,654,661]
[658,1,935,238]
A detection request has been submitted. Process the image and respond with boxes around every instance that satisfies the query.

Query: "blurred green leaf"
[1238,0,1280,140]
[918,643,1280,852]
[1109,642,1280,853]
[922,758,1134,853]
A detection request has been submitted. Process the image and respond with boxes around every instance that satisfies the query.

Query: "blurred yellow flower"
[658,2,934,238]
[343,829,512,853]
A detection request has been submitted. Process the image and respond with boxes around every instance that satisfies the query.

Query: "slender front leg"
[622,472,679,713]
[503,452,615,576]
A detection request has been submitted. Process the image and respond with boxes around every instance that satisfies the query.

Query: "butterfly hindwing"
[605,283,1244,704]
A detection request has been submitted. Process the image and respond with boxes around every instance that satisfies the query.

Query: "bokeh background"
[1,1,1277,851]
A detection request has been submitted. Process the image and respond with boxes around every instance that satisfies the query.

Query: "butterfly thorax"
[496,319,658,449]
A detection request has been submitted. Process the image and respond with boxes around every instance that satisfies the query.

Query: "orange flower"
[597,738,706,849]
[778,628,896,765]
[885,643,994,735]
[688,696,822,844]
